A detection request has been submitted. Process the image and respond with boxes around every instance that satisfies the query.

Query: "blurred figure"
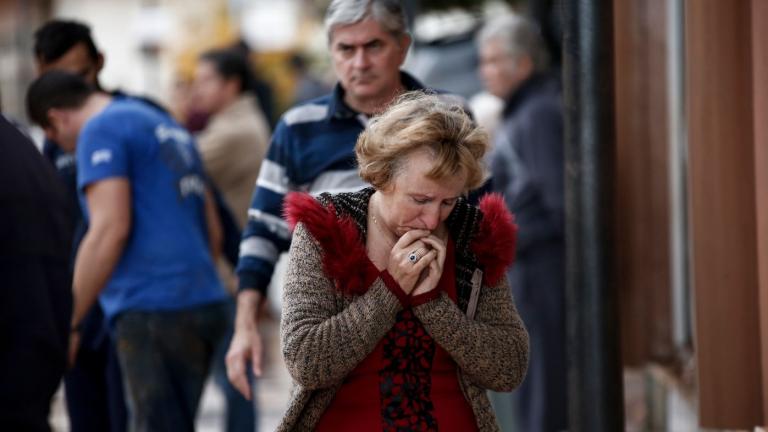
[289,52,331,104]
[478,13,567,432]
[226,0,472,401]
[193,48,271,431]
[0,113,73,432]
[194,48,270,229]
[27,71,229,432]
[231,39,278,128]
[34,20,104,85]
[33,20,127,432]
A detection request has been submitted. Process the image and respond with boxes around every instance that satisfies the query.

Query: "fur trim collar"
[470,193,517,285]
[284,192,377,295]
[284,191,517,295]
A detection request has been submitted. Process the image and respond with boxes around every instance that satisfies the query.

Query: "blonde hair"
[356,91,488,191]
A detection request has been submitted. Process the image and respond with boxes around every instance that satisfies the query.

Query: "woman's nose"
[421,206,441,230]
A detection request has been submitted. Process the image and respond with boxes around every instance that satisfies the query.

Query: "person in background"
[194,48,271,230]
[277,91,528,431]
[0,113,73,432]
[478,12,567,432]
[192,47,271,431]
[27,71,229,432]
[231,39,278,129]
[225,0,474,400]
[33,20,126,432]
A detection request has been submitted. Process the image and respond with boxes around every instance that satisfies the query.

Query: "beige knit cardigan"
[276,190,529,431]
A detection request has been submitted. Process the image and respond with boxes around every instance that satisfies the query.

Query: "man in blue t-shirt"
[27,70,228,431]
[33,19,247,432]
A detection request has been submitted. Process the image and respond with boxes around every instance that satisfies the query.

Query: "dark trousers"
[212,299,258,432]
[65,303,127,432]
[510,240,568,432]
[114,301,228,432]
[0,257,72,432]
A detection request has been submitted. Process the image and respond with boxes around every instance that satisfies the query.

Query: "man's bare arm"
[71,178,131,329]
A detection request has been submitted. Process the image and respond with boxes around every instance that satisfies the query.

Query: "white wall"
[52,0,177,104]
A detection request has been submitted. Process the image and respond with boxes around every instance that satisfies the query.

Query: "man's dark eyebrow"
[336,38,383,50]
[363,38,383,48]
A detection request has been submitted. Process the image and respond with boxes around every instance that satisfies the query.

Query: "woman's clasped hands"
[386,229,447,298]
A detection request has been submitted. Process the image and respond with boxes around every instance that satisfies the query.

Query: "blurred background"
[0,0,540,122]
[2,0,768,431]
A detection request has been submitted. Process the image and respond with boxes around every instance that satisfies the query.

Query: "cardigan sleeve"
[280,223,403,390]
[411,275,529,392]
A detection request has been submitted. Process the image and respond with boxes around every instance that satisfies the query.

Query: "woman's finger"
[403,244,430,265]
[421,236,446,268]
[394,229,430,250]
[389,248,433,294]
[411,249,437,270]
[413,255,443,296]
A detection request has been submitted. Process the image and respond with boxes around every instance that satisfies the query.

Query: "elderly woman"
[278,92,529,431]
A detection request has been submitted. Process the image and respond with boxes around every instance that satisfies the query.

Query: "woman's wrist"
[380,270,410,307]
[410,287,441,306]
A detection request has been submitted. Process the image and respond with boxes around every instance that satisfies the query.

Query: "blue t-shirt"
[77,97,225,321]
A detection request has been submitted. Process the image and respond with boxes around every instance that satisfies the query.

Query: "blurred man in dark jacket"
[478,12,567,432]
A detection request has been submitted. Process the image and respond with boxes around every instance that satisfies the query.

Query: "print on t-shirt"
[155,124,206,201]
